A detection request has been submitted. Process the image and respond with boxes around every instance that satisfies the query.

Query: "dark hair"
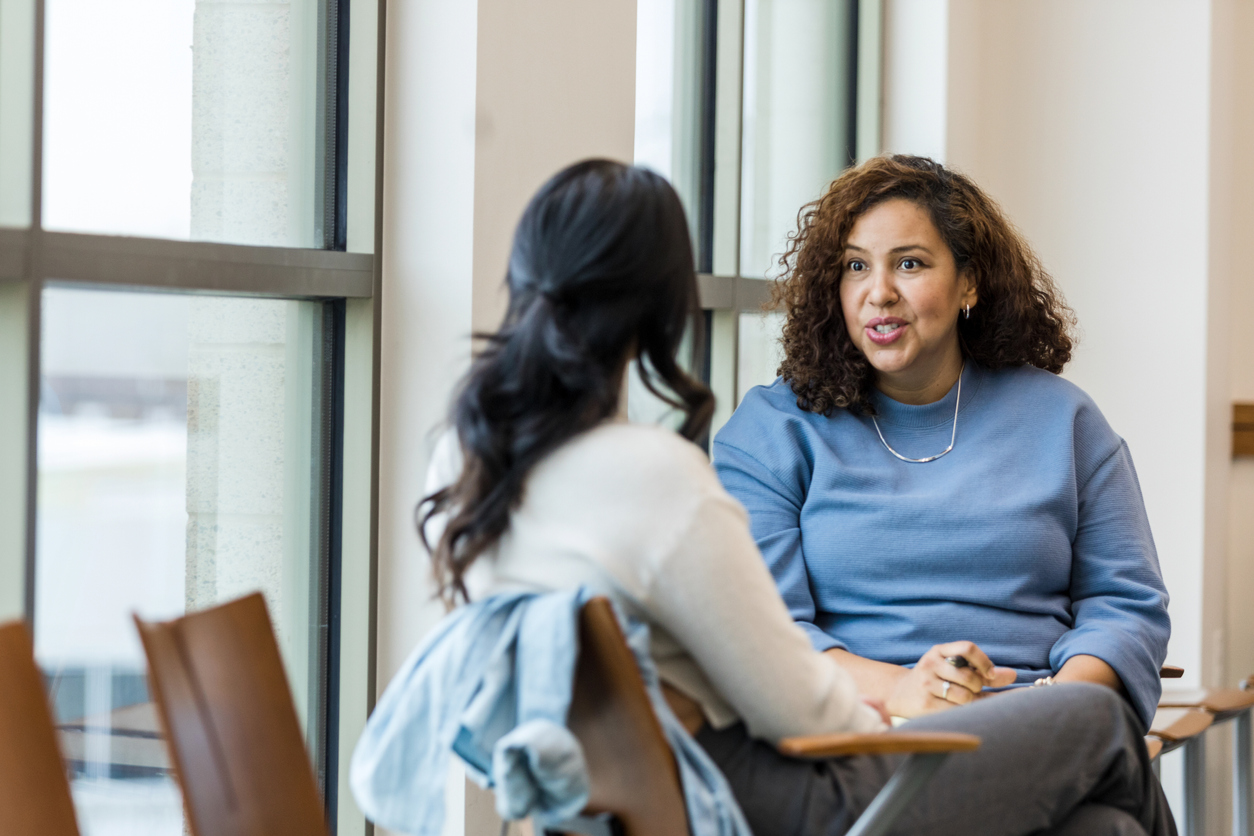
[773,154,1076,415]
[419,159,714,604]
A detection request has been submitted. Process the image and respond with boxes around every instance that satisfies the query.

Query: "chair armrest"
[1160,665,1184,679]
[1145,736,1163,761]
[777,731,981,759]
[1160,687,1254,714]
[1148,708,1213,743]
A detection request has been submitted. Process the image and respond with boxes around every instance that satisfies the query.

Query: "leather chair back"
[134,593,328,836]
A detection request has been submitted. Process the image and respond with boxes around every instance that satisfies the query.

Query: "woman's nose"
[866,269,898,307]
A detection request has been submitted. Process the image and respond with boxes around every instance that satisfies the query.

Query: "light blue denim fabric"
[349,588,751,836]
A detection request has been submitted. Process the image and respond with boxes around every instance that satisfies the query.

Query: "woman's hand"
[886,641,1017,718]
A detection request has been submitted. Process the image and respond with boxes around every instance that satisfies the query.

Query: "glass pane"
[634,0,708,250]
[740,0,855,279]
[737,309,784,406]
[42,0,324,246]
[36,286,331,835]
[0,0,35,226]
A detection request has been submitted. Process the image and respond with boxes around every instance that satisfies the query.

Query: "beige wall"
[1224,0,1254,692]
[471,0,638,334]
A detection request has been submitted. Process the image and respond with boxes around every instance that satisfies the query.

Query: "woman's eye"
[900,258,921,270]
[846,260,866,273]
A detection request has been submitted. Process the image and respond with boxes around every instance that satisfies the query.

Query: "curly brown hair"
[772,154,1076,415]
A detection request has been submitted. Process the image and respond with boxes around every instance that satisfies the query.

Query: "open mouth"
[865,317,907,345]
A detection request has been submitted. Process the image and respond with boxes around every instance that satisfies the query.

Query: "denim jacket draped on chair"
[350,587,751,836]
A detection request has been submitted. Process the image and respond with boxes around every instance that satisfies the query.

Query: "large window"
[634,0,882,436]
[0,1,380,834]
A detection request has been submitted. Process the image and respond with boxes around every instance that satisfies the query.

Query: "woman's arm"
[646,486,886,742]
[1050,439,1169,727]
[711,436,837,651]
[1053,654,1126,694]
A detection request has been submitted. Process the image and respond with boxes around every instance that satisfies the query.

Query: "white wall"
[377,0,640,695]
[884,1,1254,829]
[376,2,637,833]
[883,0,1234,686]
[377,0,478,694]
[943,0,1216,685]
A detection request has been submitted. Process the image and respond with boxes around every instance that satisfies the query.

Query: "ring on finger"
[941,681,951,701]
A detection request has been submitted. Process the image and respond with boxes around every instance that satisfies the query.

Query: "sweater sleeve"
[1048,440,1170,729]
[645,484,884,742]
[713,433,844,654]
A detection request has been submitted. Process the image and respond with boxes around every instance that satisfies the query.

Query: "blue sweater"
[713,362,1170,728]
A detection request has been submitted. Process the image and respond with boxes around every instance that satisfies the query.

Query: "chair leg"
[1236,708,1251,836]
[846,752,950,836]
[1184,734,1206,836]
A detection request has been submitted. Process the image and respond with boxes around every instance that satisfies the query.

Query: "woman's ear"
[960,271,979,309]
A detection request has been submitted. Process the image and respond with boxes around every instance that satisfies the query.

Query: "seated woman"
[421,159,1173,835]
[713,155,1170,729]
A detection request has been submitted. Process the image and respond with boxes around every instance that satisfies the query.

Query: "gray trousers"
[696,683,1176,836]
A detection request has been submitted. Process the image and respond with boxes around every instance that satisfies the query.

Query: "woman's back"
[427,419,883,741]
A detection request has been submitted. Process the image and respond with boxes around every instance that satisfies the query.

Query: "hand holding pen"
[885,641,1018,718]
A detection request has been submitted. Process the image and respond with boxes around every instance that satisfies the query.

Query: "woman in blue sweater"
[713,155,1170,729]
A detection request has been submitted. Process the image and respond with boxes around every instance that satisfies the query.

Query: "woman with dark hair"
[713,155,1170,730]
[420,158,1174,835]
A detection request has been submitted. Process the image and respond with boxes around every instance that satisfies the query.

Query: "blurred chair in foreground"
[134,593,328,836]
[551,597,980,836]
[0,620,81,836]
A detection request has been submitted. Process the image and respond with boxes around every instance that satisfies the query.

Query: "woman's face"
[839,198,977,401]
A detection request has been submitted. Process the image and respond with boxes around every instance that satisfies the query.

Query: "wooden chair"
[552,597,979,836]
[0,620,81,836]
[133,593,328,836]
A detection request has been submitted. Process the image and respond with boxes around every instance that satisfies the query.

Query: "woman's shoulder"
[715,378,840,451]
[543,421,722,494]
[984,364,1107,418]
[983,364,1125,461]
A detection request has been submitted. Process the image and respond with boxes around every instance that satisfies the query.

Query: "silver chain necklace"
[870,364,964,464]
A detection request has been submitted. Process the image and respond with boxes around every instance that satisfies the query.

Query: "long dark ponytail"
[419,160,714,604]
